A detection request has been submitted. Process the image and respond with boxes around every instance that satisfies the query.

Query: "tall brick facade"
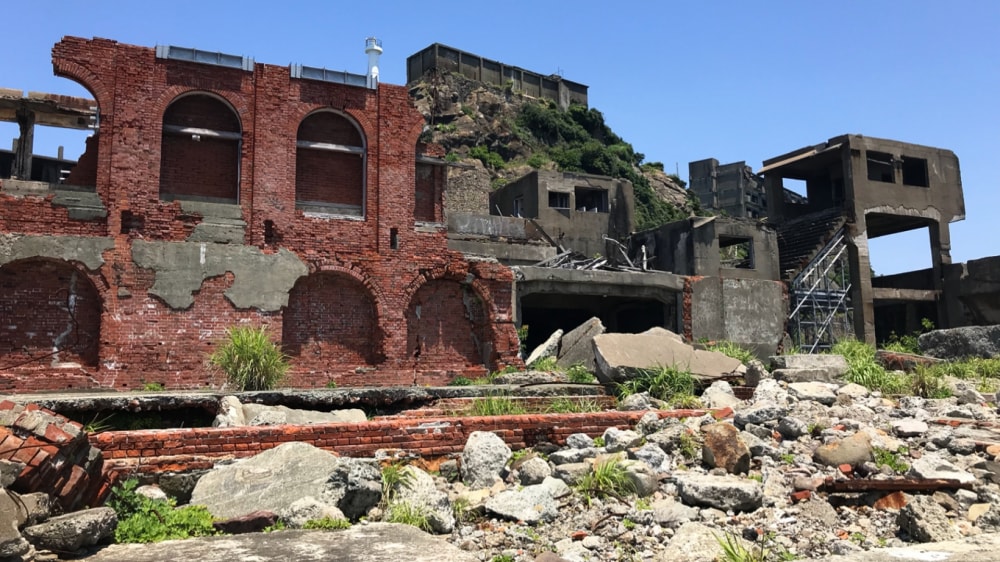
[0,37,521,391]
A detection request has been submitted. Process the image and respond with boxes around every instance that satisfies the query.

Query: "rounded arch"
[159,91,242,203]
[405,277,492,370]
[282,270,383,366]
[295,109,367,216]
[0,258,102,368]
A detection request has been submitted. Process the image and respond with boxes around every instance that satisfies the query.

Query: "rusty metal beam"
[817,477,973,493]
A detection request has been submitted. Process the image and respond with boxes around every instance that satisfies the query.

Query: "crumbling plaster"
[0,233,113,270]
[131,241,308,311]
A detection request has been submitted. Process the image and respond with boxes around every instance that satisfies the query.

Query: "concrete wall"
[687,277,787,356]
[406,43,588,108]
[491,171,634,258]
[0,37,522,392]
[688,158,767,219]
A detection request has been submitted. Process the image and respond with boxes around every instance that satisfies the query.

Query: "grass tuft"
[209,325,288,391]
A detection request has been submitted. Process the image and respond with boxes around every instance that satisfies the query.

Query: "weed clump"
[209,325,289,391]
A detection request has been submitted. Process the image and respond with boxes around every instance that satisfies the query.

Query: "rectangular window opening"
[866,151,896,183]
[513,196,524,218]
[719,236,755,269]
[901,156,929,187]
[390,227,399,250]
[574,187,608,212]
[548,191,570,209]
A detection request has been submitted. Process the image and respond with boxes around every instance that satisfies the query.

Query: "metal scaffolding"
[787,227,853,353]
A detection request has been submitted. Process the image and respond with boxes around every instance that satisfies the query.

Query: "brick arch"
[294,109,367,213]
[50,64,108,190]
[404,277,493,370]
[0,258,102,368]
[282,270,383,366]
[159,92,243,203]
[403,265,500,321]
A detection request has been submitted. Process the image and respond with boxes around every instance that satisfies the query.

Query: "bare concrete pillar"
[11,107,35,179]
[848,220,876,345]
[930,221,960,328]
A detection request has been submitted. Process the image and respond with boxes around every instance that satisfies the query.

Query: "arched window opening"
[295,111,365,216]
[159,94,241,203]
[406,280,491,370]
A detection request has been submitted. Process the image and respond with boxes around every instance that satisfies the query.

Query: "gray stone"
[631,443,668,472]
[813,432,873,467]
[636,411,667,435]
[485,477,568,524]
[651,498,699,528]
[548,447,600,465]
[552,462,591,487]
[891,419,929,437]
[393,466,454,534]
[646,425,700,457]
[750,378,791,405]
[837,383,870,399]
[744,359,770,387]
[919,326,1000,360]
[190,442,380,521]
[621,460,658,497]
[525,329,563,367]
[240,403,367,426]
[787,382,838,405]
[76,523,478,562]
[951,380,987,405]
[0,460,23,489]
[556,317,606,372]
[658,521,752,562]
[136,484,169,502]
[700,380,742,409]
[158,471,205,504]
[619,392,655,411]
[213,395,246,427]
[564,433,594,449]
[517,456,551,486]
[770,354,849,376]
[602,427,642,453]
[278,497,346,528]
[734,400,788,428]
[15,492,50,527]
[907,453,976,484]
[460,431,511,489]
[773,368,843,383]
[777,417,809,440]
[0,489,29,558]
[947,438,977,456]
[593,328,743,385]
[675,474,763,513]
[897,494,961,543]
[22,507,116,552]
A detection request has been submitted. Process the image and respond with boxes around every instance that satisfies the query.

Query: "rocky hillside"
[408,70,699,230]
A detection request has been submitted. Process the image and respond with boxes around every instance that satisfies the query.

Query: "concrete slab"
[593,328,742,384]
[556,317,606,372]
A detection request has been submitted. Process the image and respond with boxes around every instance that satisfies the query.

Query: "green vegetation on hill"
[515,101,686,230]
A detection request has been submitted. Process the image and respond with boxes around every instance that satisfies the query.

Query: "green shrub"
[617,365,695,402]
[873,447,909,474]
[705,340,756,365]
[449,376,473,386]
[303,516,351,530]
[566,363,596,383]
[470,395,527,416]
[526,153,549,169]
[384,501,431,532]
[108,478,217,543]
[380,463,411,509]
[831,339,906,394]
[141,381,165,392]
[209,326,289,391]
[469,145,505,170]
[576,457,635,499]
[529,356,559,371]
[908,365,952,399]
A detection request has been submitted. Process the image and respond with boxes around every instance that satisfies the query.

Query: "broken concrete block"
[768,354,848,376]
[525,329,562,367]
[593,328,743,385]
[556,317,606,373]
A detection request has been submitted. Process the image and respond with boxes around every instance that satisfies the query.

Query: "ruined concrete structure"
[406,43,588,109]
[0,36,523,392]
[688,159,768,220]
[759,134,966,347]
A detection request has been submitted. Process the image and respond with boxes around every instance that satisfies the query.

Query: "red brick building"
[0,37,521,391]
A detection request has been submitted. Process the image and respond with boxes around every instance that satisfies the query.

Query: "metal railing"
[787,226,853,353]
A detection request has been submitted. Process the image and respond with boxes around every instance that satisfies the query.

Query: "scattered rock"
[394,466,455,534]
[675,474,763,512]
[907,453,976,484]
[813,432,873,468]
[484,477,568,524]
[701,422,750,474]
[897,494,962,543]
[461,431,512,489]
[21,507,116,552]
[212,510,277,534]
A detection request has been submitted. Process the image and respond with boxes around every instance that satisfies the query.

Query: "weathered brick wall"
[0,36,522,392]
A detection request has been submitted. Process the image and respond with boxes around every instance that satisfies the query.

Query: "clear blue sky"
[2,1,997,275]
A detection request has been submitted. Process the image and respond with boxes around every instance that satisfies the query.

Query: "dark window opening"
[160,94,241,203]
[901,156,929,187]
[513,196,524,218]
[548,191,570,209]
[390,228,399,250]
[119,210,144,234]
[574,187,608,212]
[263,219,276,245]
[866,151,895,183]
[719,236,754,269]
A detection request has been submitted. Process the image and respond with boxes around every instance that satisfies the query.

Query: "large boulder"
[593,328,743,384]
[392,466,454,534]
[919,325,1000,360]
[460,431,511,489]
[675,474,762,513]
[21,507,116,552]
[190,441,380,521]
[556,317,606,372]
